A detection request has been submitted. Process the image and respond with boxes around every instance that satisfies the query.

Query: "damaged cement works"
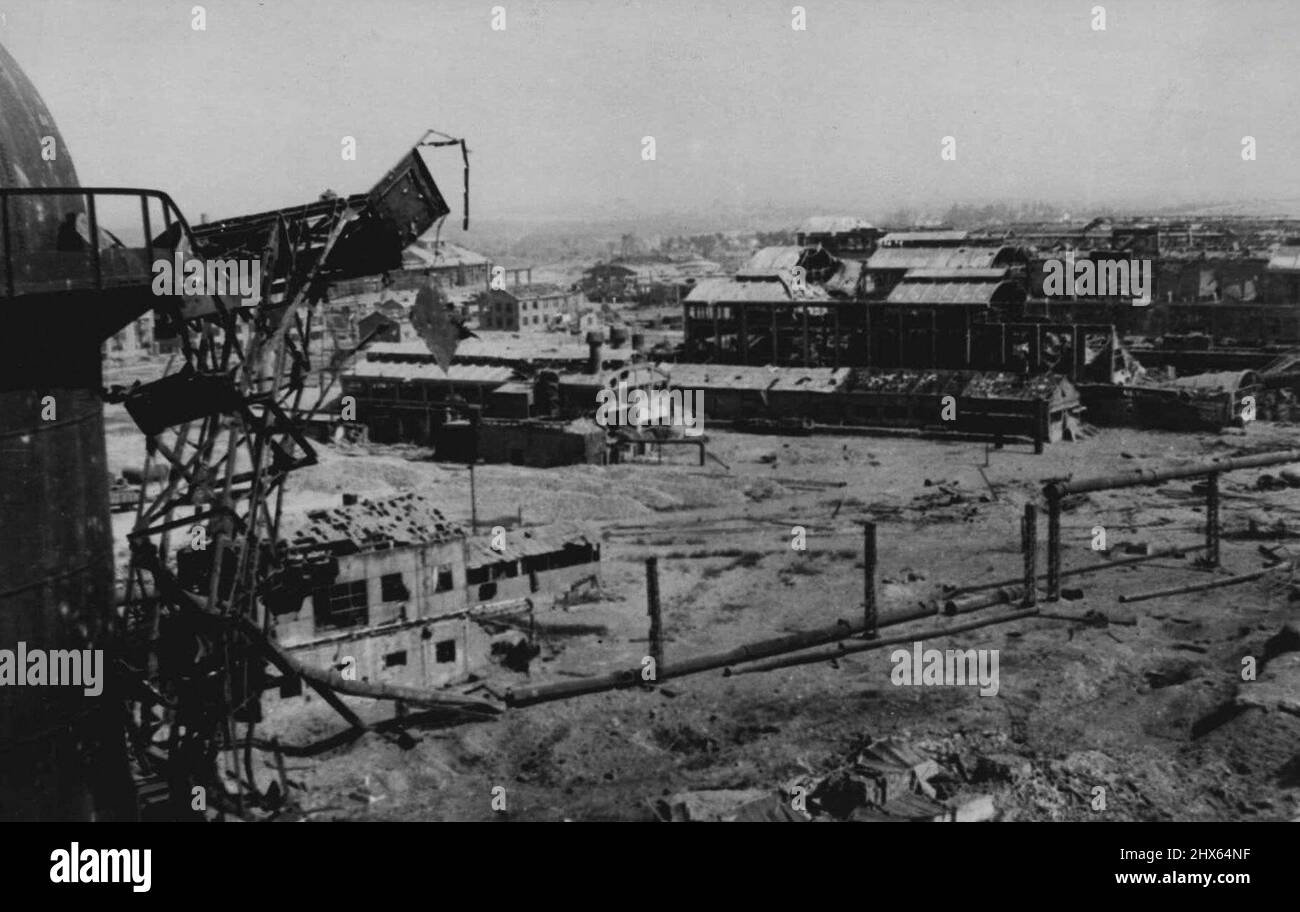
[8,14,1300,828]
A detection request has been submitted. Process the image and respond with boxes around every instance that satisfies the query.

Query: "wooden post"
[646,557,663,669]
[863,521,878,638]
[1022,503,1037,608]
[1046,491,1061,601]
[1205,471,1220,568]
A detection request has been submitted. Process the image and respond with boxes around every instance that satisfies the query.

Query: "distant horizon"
[5,0,1299,231]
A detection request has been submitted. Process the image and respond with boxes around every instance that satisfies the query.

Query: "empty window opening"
[381,572,409,602]
[383,650,407,668]
[435,566,455,593]
[435,639,457,663]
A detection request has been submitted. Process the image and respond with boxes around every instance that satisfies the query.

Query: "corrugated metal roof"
[903,267,1009,280]
[464,524,598,568]
[285,492,465,555]
[738,246,804,277]
[660,363,785,391]
[685,278,794,302]
[661,363,848,393]
[684,277,830,303]
[766,367,852,393]
[799,216,875,235]
[404,240,491,270]
[885,280,1013,305]
[867,246,1009,271]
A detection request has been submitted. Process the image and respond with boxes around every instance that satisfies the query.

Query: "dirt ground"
[101,386,1300,821]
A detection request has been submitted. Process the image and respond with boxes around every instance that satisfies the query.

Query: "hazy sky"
[5,0,1298,226]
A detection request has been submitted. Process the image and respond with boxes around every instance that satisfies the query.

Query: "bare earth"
[102,393,1300,821]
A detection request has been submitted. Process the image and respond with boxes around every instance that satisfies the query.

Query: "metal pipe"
[505,602,941,707]
[946,584,1028,615]
[728,609,1039,677]
[1047,448,1300,498]
[1118,562,1288,604]
[948,542,1207,596]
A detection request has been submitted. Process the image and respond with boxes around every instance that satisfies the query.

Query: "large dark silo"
[0,40,137,820]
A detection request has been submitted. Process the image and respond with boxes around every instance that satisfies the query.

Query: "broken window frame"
[313,579,369,631]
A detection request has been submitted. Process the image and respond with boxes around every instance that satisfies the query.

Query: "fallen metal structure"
[103,133,470,818]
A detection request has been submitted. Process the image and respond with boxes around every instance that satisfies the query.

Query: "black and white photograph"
[0,0,1293,882]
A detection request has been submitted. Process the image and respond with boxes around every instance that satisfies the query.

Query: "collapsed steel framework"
[111,137,467,817]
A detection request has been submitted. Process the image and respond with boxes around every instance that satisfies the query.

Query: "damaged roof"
[346,360,515,384]
[885,279,1021,306]
[464,524,598,568]
[684,277,830,303]
[285,492,466,556]
[866,246,1011,271]
[403,240,490,270]
[843,368,1074,401]
[962,372,1077,401]
[737,246,804,277]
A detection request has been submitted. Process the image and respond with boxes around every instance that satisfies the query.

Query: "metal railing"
[0,187,199,299]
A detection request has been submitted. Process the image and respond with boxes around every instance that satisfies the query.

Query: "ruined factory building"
[475,283,578,332]
[271,492,600,691]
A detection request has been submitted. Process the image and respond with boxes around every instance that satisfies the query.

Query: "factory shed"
[272,493,481,689]
[1081,369,1257,431]
[341,360,516,444]
[835,368,1078,445]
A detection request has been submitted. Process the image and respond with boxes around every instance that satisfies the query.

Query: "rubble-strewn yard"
[103,396,1300,820]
